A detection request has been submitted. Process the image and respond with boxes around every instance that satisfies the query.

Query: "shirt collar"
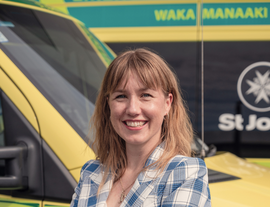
[90,142,165,185]
[144,142,165,168]
[136,142,165,184]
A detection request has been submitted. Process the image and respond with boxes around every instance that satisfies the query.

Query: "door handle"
[0,142,27,190]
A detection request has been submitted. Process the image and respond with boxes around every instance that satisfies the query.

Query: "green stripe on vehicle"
[0,200,39,207]
[79,24,114,66]
[202,3,270,26]
[68,4,197,28]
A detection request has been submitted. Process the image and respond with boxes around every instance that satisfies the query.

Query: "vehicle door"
[0,55,43,206]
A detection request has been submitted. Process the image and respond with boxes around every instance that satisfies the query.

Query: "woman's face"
[108,72,172,151]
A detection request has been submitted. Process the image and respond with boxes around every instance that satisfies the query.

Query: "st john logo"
[237,62,270,112]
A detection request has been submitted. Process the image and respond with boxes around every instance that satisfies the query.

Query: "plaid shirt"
[70,143,211,207]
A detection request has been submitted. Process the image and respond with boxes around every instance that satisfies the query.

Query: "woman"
[70,48,211,207]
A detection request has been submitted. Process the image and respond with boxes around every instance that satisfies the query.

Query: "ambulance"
[0,0,270,206]
[41,0,270,159]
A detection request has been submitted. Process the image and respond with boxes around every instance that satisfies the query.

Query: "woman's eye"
[142,93,151,98]
[116,94,126,99]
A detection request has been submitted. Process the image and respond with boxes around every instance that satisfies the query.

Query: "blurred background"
[35,0,270,158]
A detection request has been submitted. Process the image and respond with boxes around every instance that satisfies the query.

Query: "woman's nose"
[126,97,141,116]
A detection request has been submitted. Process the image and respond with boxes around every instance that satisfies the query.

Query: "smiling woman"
[70,48,211,207]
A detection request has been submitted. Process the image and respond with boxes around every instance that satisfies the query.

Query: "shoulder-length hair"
[91,48,193,188]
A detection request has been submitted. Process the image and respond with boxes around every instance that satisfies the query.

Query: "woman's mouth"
[124,121,147,127]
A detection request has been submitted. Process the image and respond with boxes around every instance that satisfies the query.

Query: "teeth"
[126,121,145,127]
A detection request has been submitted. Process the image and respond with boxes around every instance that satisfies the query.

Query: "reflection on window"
[0,97,5,176]
[0,98,4,147]
[0,5,111,142]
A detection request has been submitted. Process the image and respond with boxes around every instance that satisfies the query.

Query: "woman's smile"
[123,120,148,131]
[124,121,147,127]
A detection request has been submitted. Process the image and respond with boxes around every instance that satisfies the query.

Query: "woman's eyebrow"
[112,89,125,93]
[112,87,154,93]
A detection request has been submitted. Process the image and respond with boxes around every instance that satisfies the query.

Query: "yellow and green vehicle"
[0,0,270,207]
[39,0,270,159]
[0,0,114,206]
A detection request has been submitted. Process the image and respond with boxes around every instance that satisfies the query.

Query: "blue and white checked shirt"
[70,143,211,207]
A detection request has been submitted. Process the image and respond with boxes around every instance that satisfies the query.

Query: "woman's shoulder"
[80,159,102,177]
[166,155,207,174]
[156,156,208,187]
[173,155,206,165]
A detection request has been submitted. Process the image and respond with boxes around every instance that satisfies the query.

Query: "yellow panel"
[209,180,270,207]
[206,152,270,206]
[42,0,197,8]
[37,0,270,8]
[0,69,39,133]
[0,50,95,171]
[205,152,270,186]
[90,25,270,42]
[43,200,69,207]
[201,25,270,41]
[39,0,69,14]
[47,0,270,8]
[70,167,82,183]
[90,26,199,43]
[203,0,270,2]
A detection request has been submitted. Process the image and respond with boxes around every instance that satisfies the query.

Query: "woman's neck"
[125,141,160,171]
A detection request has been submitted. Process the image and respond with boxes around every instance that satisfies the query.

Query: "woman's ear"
[165,93,173,115]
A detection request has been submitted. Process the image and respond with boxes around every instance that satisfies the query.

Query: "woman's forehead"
[113,72,158,91]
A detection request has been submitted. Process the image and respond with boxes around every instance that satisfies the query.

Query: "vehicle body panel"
[0,49,94,171]
[0,195,41,207]
[246,158,270,168]
[0,0,113,205]
[206,152,270,206]
[39,0,270,42]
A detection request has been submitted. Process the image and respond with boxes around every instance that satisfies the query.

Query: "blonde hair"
[91,48,193,190]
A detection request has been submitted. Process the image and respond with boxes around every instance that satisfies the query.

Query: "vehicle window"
[0,5,112,141]
[0,96,5,176]
[0,96,4,147]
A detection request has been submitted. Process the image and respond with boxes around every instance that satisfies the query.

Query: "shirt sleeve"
[161,157,211,207]
[70,160,93,207]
